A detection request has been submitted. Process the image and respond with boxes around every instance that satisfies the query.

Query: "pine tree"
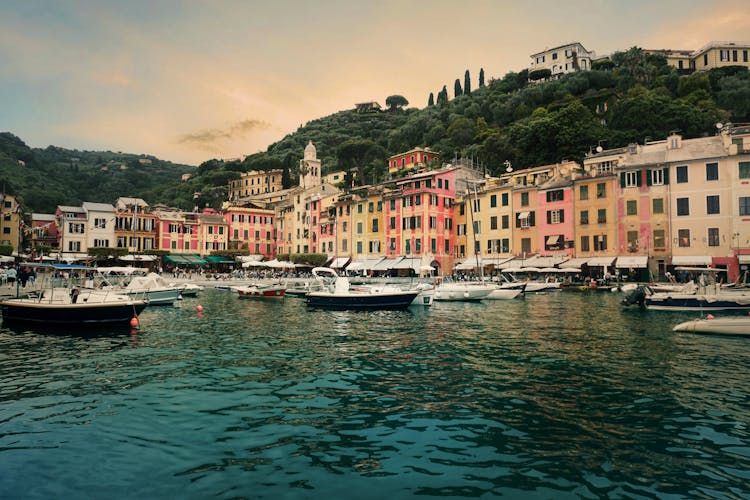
[428,92,434,106]
[479,68,485,87]
[464,69,471,95]
[454,79,463,98]
[437,85,448,106]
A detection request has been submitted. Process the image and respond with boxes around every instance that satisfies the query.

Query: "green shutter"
[637,170,643,187]
[646,170,652,186]
[663,167,670,184]
[620,172,626,188]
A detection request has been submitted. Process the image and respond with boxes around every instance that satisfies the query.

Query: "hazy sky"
[1,0,748,166]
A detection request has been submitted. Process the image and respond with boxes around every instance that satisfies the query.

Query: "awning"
[347,258,384,271]
[671,256,712,266]
[518,211,530,219]
[236,255,264,263]
[205,255,236,264]
[481,257,514,267]
[328,257,350,269]
[586,256,616,267]
[546,235,560,245]
[615,255,649,268]
[371,257,403,271]
[183,254,208,265]
[739,255,750,264]
[522,255,569,267]
[163,255,189,264]
[119,254,158,262]
[498,258,523,269]
[560,258,590,268]
[455,259,478,270]
[393,257,421,270]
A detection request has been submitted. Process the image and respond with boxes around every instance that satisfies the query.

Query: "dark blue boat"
[305,267,419,310]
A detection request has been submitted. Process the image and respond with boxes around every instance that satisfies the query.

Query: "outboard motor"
[622,285,647,307]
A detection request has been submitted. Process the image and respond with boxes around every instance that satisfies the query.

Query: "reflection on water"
[1,291,749,498]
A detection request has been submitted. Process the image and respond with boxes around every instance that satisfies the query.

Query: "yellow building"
[0,193,21,253]
[461,177,515,270]
[228,169,284,200]
[692,41,750,72]
[529,42,595,79]
[577,154,620,269]
[347,187,385,259]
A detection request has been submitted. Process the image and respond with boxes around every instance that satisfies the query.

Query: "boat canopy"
[671,256,712,266]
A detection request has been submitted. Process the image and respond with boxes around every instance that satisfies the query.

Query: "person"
[70,287,80,303]
[6,267,17,284]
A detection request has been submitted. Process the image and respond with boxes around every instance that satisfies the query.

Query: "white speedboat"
[121,273,183,305]
[673,315,750,336]
[485,287,524,300]
[305,268,418,309]
[433,280,495,301]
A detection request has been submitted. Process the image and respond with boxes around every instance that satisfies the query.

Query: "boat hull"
[1,300,148,326]
[306,291,419,310]
[433,285,493,301]
[673,317,750,336]
[236,286,286,299]
[485,288,523,300]
[126,288,182,306]
[646,294,750,311]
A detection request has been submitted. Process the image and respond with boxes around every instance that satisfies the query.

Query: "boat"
[485,287,524,300]
[0,264,148,326]
[305,267,419,309]
[673,314,750,336]
[622,284,750,312]
[409,283,435,306]
[171,282,203,297]
[433,279,495,301]
[234,282,286,299]
[119,273,183,305]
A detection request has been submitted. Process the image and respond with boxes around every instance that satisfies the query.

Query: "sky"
[1,0,748,166]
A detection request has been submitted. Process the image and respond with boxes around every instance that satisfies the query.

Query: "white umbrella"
[560,267,582,273]
[540,267,560,273]
[520,267,542,273]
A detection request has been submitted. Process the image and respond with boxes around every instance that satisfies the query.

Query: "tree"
[479,68,485,88]
[336,139,385,186]
[385,95,409,111]
[464,70,471,95]
[454,79,463,98]
[428,92,434,106]
[437,85,448,106]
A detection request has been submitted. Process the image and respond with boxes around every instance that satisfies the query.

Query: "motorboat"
[433,279,495,302]
[171,282,203,297]
[234,283,286,299]
[1,288,148,326]
[622,283,750,311]
[305,267,419,309]
[673,314,750,336]
[120,273,183,305]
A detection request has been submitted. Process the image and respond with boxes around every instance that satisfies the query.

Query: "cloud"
[176,119,272,152]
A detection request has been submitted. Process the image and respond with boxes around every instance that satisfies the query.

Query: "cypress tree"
[479,68,485,87]
[437,85,448,106]
[464,69,471,95]
[428,92,434,106]
[454,79,463,98]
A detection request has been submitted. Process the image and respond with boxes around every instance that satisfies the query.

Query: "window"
[356,241,363,254]
[501,193,509,206]
[597,183,606,198]
[501,215,509,229]
[357,222,363,234]
[580,235,590,252]
[521,192,529,206]
[706,195,720,215]
[546,189,564,202]
[650,169,664,185]
[678,229,691,247]
[372,219,379,232]
[740,197,750,216]
[490,195,497,208]
[473,221,481,234]
[445,240,450,254]
[431,238,437,253]
[653,230,665,249]
[624,171,639,187]
[593,235,607,251]
[597,161,613,174]
[676,198,690,216]
[547,209,564,224]
[740,162,750,179]
[389,217,396,230]
[676,165,688,183]
[708,228,720,247]
[579,185,588,200]
[389,199,396,210]
[490,216,498,230]
[472,198,480,212]
[626,200,637,216]
[597,209,606,223]
[706,162,719,181]
[580,210,589,225]
[626,231,638,251]
[429,216,437,229]
[653,198,664,214]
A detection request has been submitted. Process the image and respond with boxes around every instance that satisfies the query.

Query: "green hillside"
[4,47,750,213]
[0,133,194,213]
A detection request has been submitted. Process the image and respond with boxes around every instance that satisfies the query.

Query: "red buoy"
[706,314,714,319]
[196,305,204,313]
[130,317,139,328]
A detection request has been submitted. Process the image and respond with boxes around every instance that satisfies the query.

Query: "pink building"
[536,178,575,256]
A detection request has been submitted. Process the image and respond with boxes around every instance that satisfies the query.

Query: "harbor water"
[1,290,749,498]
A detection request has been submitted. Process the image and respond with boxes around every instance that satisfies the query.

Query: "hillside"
[4,47,750,213]
[0,133,194,213]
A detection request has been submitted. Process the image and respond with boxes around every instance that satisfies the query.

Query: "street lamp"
[504,160,513,173]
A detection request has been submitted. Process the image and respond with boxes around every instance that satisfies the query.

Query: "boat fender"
[706,314,714,319]
[130,317,139,328]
